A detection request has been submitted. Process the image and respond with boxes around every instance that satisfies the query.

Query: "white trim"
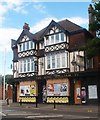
[45,51,69,70]
[44,32,66,46]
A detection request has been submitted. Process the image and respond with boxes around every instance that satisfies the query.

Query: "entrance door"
[38,80,46,103]
[74,81,81,104]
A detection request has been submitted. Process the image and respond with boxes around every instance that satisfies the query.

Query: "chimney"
[23,23,30,31]
[88,4,96,37]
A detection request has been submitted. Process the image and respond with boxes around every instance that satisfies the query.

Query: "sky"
[0,0,93,76]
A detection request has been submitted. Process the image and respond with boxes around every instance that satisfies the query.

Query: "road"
[1,102,99,120]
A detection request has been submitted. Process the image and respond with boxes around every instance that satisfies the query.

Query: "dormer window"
[23,42,25,51]
[55,34,59,43]
[61,33,64,42]
[44,32,66,46]
[26,41,29,50]
[51,35,54,44]
[18,40,35,52]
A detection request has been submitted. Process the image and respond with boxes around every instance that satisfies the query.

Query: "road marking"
[8,113,40,116]
[0,112,6,116]
[64,114,98,119]
[26,115,63,119]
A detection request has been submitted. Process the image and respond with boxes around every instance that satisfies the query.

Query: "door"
[38,80,46,103]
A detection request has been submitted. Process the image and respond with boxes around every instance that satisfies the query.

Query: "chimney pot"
[23,23,30,31]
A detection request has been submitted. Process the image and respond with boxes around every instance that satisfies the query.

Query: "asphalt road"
[1,102,99,120]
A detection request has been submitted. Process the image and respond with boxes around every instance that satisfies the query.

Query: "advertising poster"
[30,84,36,96]
[47,84,54,96]
[76,88,80,99]
[54,84,61,96]
[60,83,68,96]
[47,83,68,96]
[20,85,30,96]
[20,82,36,96]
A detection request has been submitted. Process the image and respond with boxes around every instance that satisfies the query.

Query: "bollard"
[54,100,56,109]
[35,96,38,108]
[19,99,22,106]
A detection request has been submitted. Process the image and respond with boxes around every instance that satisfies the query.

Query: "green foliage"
[80,37,100,59]
[5,74,14,84]
[0,74,14,85]
[89,2,100,36]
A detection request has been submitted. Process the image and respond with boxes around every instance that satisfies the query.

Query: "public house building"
[11,8,100,104]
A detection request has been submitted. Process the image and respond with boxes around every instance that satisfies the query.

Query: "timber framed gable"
[17,30,38,59]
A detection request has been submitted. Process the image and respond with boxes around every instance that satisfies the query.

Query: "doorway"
[38,80,46,103]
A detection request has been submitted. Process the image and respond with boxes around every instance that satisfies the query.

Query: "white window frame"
[46,51,68,70]
[52,54,55,68]
[51,35,54,44]
[19,60,23,73]
[31,58,35,71]
[44,32,66,46]
[55,33,59,43]
[47,55,51,69]
[56,53,60,68]
[61,52,66,67]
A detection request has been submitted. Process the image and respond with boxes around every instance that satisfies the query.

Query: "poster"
[47,83,68,96]
[60,83,68,96]
[88,85,97,99]
[81,87,86,103]
[54,84,61,96]
[76,88,80,99]
[47,84,54,96]
[30,84,36,96]
[20,85,30,96]
[20,82,36,96]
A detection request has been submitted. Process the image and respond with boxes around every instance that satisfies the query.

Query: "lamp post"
[3,48,6,100]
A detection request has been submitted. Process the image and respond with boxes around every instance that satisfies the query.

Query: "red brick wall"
[69,32,86,51]
[93,55,100,69]
[0,84,13,100]
[0,84,3,100]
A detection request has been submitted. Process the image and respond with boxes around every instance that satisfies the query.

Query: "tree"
[5,74,14,84]
[82,2,100,59]
[89,2,100,37]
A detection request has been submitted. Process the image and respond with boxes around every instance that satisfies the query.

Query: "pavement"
[2,100,99,113]
[1,100,100,120]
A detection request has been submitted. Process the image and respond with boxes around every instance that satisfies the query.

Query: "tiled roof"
[58,19,83,33]
[33,27,47,40]
[33,19,84,41]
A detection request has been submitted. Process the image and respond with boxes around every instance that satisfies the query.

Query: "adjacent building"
[11,16,100,105]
